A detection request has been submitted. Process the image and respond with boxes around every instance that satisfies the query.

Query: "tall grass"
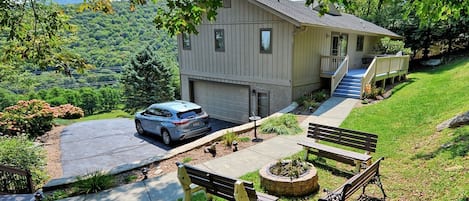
[260,114,302,135]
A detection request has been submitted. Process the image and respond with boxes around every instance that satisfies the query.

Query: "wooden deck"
[321,55,410,98]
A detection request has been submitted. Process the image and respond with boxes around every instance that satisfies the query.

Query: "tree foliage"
[121,43,175,112]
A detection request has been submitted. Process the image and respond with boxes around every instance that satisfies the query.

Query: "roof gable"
[248,0,400,38]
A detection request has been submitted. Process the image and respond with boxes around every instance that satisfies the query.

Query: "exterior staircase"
[332,74,362,99]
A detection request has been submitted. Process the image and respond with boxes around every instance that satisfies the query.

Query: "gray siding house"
[177,0,406,123]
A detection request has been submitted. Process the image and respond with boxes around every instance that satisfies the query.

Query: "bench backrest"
[340,157,383,200]
[176,162,258,201]
[308,123,378,153]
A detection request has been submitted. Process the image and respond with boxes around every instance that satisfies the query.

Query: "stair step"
[335,88,361,95]
[337,85,361,90]
[342,78,362,83]
[333,92,361,99]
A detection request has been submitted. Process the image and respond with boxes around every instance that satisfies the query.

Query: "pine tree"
[121,43,175,112]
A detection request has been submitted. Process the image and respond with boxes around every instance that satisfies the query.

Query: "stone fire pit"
[259,160,319,197]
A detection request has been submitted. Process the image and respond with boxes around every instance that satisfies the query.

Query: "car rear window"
[177,108,203,119]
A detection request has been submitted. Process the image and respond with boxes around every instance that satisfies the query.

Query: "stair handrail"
[330,55,349,96]
[361,56,377,99]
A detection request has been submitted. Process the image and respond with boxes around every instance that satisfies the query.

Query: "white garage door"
[193,81,249,123]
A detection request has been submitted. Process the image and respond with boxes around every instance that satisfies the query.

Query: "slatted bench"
[298,123,378,172]
[319,157,386,201]
[176,162,278,201]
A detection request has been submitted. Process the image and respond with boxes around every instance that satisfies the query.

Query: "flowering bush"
[53,104,84,119]
[0,99,54,137]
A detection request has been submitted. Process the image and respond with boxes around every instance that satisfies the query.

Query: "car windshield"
[177,108,203,119]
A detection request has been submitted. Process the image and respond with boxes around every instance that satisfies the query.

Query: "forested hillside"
[0,2,178,93]
[64,2,177,68]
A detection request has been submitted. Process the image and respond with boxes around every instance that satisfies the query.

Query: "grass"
[53,110,133,125]
[233,58,469,201]
[340,58,469,200]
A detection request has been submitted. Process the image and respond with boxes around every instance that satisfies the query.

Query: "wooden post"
[234,181,250,201]
[177,165,193,201]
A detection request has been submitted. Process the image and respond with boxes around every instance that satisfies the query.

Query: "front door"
[331,32,348,57]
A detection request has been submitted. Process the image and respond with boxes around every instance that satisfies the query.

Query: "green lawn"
[236,58,469,201]
[53,110,133,125]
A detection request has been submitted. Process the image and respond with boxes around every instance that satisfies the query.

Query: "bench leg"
[303,147,310,161]
[354,160,361,173]
[234,181,250,201]
[361,174,387,200]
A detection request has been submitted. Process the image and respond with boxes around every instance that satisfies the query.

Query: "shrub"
[0,135,48,187]
[311,90,328,102]
[47,97,68,107]
[260,114,302,135]
[0,88,18,111]
[53,104,85,119]
[0,99,54,137]
[73,171,116,194]
[222,131,239,146]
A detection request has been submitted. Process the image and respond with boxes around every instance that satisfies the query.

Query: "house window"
[214,29,225,52]
[182,33,191,50]
[356,35,364,51]
[223,0,231,8]
[260,28,272,54]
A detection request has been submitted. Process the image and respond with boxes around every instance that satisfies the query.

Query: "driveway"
[60,118,238,177]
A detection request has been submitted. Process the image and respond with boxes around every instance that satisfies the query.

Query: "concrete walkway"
[0,97,358,201]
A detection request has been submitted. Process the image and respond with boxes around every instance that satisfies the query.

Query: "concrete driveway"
[60,118,237,177]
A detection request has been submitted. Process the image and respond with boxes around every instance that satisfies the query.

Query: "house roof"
[249,0,401,38]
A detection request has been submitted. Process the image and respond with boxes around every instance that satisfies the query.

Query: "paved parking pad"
[60,118,169,177]
[60,118,238,177]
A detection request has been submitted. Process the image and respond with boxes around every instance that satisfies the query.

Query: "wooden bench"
[297,123,378,172]
[176,162,278,201]
[319,157,386,201]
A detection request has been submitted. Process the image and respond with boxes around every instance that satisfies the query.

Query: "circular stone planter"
[259,160,319,197]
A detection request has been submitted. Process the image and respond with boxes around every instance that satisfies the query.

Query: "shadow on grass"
[413,127,469,160]
[391,77,417,94]
[308,158,354,179]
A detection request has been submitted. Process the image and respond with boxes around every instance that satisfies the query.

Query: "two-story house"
[177,0,408,123]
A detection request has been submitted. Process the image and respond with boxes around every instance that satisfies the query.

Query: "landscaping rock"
[436,111,469,131]
[382,90,392,99]
[376,95,384,100]
[449,111,469,128]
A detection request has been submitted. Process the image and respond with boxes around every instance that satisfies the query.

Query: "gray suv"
[135,100,211,145]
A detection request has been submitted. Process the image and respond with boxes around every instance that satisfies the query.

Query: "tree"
[99,87,121,111]
[0,0,93,73]
[120,43,175,112]
[79,87,101,115]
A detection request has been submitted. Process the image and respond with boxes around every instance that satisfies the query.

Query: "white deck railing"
[330,55,349,96]
[360,55,410,98]
[321,56,346,74]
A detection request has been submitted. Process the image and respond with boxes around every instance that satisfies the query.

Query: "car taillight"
[173,119,189,125]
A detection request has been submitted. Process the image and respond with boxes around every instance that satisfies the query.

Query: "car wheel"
[162,130,172,145]
[135,120,145,135]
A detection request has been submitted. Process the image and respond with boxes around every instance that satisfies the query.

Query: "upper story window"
[214,29,225,52]
[356,35,364,51]
[260,28,272,54]
[182,33,191,50]
[223,0,231,8]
